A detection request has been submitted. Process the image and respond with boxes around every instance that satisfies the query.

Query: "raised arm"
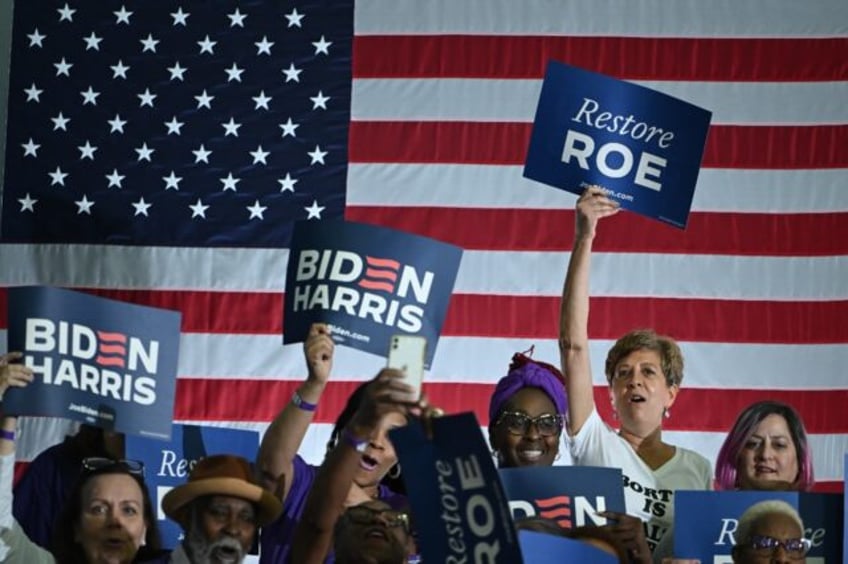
[559,187,620,435]
[290,369,414,564]
[257,323,333,499]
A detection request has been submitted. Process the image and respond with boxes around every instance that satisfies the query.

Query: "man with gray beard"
[149,455,282,564]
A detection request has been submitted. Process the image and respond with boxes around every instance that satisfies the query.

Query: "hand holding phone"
[386,335,426,402]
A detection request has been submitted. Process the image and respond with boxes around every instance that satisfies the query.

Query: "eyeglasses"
[345,505,410,533]
[82,457,145,477]
[495,411,563,437]
[745,534,811,559]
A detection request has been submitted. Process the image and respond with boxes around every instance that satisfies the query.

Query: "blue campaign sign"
[126,424,260,549]
[523,60,712,229]
[674,490,844,563]
[499,466,625,529]
[283,219,463,368]
[390,412,524,564]
[5,286,181,439]
[518,530,617,564]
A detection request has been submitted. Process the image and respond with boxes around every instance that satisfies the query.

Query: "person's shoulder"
[675,445,712,474]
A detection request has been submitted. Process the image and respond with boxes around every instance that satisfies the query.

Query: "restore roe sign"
[524,60,712,229]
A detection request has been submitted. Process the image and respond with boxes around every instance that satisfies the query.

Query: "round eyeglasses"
[495,411,563,437]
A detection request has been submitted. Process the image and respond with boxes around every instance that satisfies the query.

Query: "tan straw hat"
[161,455,282,528]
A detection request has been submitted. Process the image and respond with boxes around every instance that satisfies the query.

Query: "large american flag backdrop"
[1,1,846,491]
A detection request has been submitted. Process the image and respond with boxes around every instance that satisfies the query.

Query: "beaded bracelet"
[291,390,318,412]
[0,430,14,441]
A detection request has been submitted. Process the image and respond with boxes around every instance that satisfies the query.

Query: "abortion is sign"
[524,60,712,228]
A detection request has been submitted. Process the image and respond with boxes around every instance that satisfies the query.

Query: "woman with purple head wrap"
[487,350,568,468]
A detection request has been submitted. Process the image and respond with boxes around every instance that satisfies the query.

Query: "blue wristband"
[0,430,14,441]
[292,390,318,412]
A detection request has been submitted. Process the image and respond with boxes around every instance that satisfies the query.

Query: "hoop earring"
[387,463,402,480]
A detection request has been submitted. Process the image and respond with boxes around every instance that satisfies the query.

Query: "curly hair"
[604,329,684,388]
[714,400,814,491]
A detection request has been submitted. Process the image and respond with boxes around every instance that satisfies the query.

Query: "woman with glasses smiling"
[487,350,569,469]
[732,500,810,563]
[0,353,162,564]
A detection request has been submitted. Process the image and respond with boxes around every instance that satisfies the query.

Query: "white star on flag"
[78,141,97,160]
[250,146,270,165]
[22,138,40,157]
[171,8,189,26]
[51,112,70,131]
[57,4,75,22]
[165,117,184,135]
[75,195,94,214]
[132,197,152,217]
[310,91,330,110]
[80,86,99,105]
[83,32,102,51]
[135,143,154,162]
[225,63,245,82]
[54,58,72,76]
[25,83,43,102]
[137,88,157,107]
[48,166,67,186]
[247,200,267,219]
[18,193,37,212]
[192,145,211,163]
[111,60,130,79]
[312,36,332,55]
[195,90,214,109]
[140,34,159,53]
[222,118,241,137]
[285,8,304,28]
[108,114,127,134]
[114,6,133,24]
[228,9,247,27]
[189,198,209,218]
[197,35,216,54]
[220,173,240,192]
[304,200,325,219]
[278,173,297,193]
[163,171,182,190]
[308,145,327,165]
[279,118,299,138]
[255,37,274,55]
[106,169,125,188]
[253,91,271,110]
[282,63,302,83]
[27,29,45,47]
[168,62,187,81]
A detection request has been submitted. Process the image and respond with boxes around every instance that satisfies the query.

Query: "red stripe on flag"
[2,291,845,343]
[347,207,848,254]
[174,379,848,433]
[349,121,848,169]
[353,36,848,81]
[445,296,848,343]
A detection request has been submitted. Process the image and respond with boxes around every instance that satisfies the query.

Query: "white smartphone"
[386,334,427,401]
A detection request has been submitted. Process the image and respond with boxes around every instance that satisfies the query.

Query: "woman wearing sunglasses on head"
[0,352,162,564]
[732,500,810,563]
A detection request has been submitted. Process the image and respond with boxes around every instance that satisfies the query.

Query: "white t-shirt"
[569,409,712,562]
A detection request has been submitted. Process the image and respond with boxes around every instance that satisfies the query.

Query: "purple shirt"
[259,455,406,564]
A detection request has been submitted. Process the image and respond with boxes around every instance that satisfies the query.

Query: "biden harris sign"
[283,219,463,368]
[5,286,181,439]
[524,60,712,229]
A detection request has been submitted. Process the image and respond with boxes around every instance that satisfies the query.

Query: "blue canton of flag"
[2,0,351,247]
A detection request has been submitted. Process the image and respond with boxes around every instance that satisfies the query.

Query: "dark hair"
[514,516,566,537]
[715,400,814,491]
[565,525,629,563]
[326,379,405,495]
[51,463,162,563]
